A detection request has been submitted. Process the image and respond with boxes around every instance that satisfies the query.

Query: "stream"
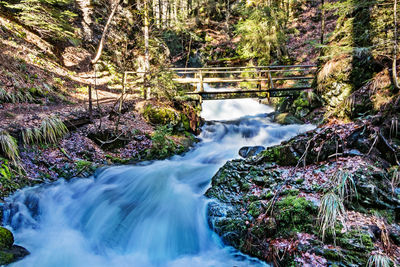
[3,99,314,267]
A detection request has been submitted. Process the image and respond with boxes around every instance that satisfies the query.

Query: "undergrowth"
[0,130,19,162]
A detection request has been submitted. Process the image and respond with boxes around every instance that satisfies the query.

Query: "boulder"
[0,227,29,265]
[238,146,265,158]
[274,113,303,125]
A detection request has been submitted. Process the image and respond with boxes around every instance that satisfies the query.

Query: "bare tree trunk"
[394,0,399,90]
[321,0,325,45]
[87,0,120,120]
[91,0,121,64]
[144,0,151,99]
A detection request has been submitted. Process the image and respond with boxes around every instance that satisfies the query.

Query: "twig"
[58,146,73,161]
[95,132,124,148]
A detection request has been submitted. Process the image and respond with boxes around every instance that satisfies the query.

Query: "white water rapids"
[3,99,314,267]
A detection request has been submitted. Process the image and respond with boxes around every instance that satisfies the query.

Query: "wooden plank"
[272,76,314,81]
[185,87,312,95]
[173,78,271,83]
[201,94,299,100]
[171,65,317,71]
[174,68,317,74]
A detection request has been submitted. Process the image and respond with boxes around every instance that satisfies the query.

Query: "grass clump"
[318,192,345,241]
[366,252,393,267]
[332,170,358,201]
[22,116,68,145]
[41,116,68,144]
[389,166,399,195]
[0,131,19,162]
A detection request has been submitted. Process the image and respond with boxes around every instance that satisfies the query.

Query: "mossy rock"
[274,113,303,125]
[275,196,318,235]
[0,227,14,249]
[143,105,179,126]
[258,144,300,166]
[0,251,14,265]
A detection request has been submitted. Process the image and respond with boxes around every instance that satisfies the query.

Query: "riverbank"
[0,98,202,200]
[206,117,400,266]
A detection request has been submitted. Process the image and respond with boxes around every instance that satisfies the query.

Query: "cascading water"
[3,98,314,267]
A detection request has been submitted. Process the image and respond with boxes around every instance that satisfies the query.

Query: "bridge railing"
[122,65,317,99]
[170,65,316,96]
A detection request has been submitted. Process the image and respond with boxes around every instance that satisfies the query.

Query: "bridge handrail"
[170,64,317,71]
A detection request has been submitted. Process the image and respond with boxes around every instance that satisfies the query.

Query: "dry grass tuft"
[366,252,392,267]
[22,116,68,145]
[0,130,19,162]
[318,192,345,241]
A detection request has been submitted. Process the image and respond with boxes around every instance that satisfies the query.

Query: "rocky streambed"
[206,121,400,266]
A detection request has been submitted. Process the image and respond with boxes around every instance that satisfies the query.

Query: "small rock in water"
[239,146,265,158]
[0,227,29,265]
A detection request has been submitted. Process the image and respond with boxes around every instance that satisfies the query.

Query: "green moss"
[275,113,303,125]
[0,227,14,249]
[180,114,191,131]
[335,229,374,265]
[241,183,250,192]
[75,160,95,173]
[248,201,262,218]
[293,96,310,108]
[281,189,300,196]
[295,178,304,184]
[0,251,14,265]
[275,196,317,235]
[322,248,343,261]
[143,105,178,126]
[370,209,395,224]
[263,192,274,200]
[260,144,300,166]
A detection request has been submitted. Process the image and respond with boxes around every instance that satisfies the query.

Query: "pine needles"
[0,130,19,162]
[367,253,393,267]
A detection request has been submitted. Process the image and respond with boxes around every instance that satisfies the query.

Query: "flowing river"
[3,99,314,267]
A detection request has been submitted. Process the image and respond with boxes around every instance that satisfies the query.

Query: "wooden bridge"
[123,65,317,100]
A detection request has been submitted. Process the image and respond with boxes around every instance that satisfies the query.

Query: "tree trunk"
[91,0,121,64]
[321,0,325,45]
[144,0,151,99]
[394,0,399,90]
[88,0,121,120]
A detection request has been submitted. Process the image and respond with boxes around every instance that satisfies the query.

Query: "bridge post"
[266,68,272,103]
[199,70,204,92]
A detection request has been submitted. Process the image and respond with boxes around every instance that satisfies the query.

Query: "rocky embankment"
[206,121,400,266]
